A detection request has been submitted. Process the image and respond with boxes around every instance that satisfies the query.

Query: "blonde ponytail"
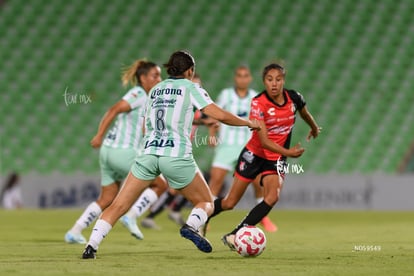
[121,59,147,87]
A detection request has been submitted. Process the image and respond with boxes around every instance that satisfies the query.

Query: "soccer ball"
[234,226,266,257]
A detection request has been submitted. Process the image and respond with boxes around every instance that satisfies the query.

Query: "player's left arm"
[298,106,321,141]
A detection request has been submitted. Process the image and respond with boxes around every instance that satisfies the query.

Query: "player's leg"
[222,173,282,251]
[121,175,168,238]
[65,146,121,244]
[141,188,177,229]
[168,171,209,227]
[82,154,158,259]
[208,167,228,197]
[83,173,152,258]
[178,170,214,253]
[252,175,278,232]
[206,175,251,244]
[65,183,119,244]
[159,157,213,253]
[230,174,281,234]
[212,175,251,216]
[209,147,262,220]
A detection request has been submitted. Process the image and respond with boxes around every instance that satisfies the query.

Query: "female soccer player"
[207,65,277,232]
[82,50,260,258]
[122,74,212,230]
[65,59,165,244]
[208,63,321,250]
[140,73,213,229]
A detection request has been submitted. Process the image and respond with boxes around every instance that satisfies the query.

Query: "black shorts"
[234,147,286,184]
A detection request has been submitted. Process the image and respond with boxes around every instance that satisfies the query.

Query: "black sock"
[201,198,223,235]
[173,197,188,212]
[146,192,176,219]
[230,201,273,234]
[211,198,223,218]
[164,192,176,206]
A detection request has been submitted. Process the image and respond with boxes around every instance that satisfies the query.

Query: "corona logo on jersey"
[150,87,182,99]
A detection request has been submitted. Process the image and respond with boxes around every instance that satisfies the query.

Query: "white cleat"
[120,215,144,240]
[221,234,236,251]
[64,231,86,244]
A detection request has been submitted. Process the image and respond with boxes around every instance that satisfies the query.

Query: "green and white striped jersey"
[143,78,213,157]
[216,88,257,146]
[103,86,147,149]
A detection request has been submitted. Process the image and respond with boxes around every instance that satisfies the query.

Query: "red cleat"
[260,216,278,232]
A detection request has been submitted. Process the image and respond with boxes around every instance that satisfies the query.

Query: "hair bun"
[170,66,178,74]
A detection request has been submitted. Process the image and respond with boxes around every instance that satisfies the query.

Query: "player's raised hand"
[306,126,322,141]
[90,135,103,148]
[288,143,305,158]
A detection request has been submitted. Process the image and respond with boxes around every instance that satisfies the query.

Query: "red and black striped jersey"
[246,89,306,161]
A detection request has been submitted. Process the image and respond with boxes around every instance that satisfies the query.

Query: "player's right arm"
[90,100,131,148]
[191,85,259,130]
[201,103,259,130]
[255,120,304,158]
[250,98,304,158]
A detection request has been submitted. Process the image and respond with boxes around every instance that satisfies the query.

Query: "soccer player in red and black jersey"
[207,63,321,250]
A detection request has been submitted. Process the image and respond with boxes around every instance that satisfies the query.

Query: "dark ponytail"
[164,50,195,76]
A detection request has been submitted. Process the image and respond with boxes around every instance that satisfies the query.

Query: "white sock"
[71,202,102,234]
[125,188,158,219]
[186,208,208,231]
[256,197,264,204]
[88,219,112,250]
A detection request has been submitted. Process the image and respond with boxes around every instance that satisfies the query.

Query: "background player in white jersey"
[65,59,165,244]
[82,50,260,258]
[207,66,277,232]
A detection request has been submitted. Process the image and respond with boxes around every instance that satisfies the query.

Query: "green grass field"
[0,209,412,276]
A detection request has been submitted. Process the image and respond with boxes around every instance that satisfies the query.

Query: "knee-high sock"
[70,201,102,234]
[186,208,208,231]
[230,201,273,235]
[88,219,112,250]
[124,188,158,219]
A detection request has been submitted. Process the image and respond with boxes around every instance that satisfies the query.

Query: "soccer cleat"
[221,233,236,251]
[64,231,87,244]
[141,218,161,230]
[260,216,278,232]
[180,224,212,253]
[168,211,185,226]
[82,245,97,259]
[120,215,144,240]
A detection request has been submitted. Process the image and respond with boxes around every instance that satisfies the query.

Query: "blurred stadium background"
[1,0,413,209]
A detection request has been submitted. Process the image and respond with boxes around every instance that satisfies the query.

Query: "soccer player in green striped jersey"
[207,66,277,232]
[65,60,166,244]
[82,51,260,258]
